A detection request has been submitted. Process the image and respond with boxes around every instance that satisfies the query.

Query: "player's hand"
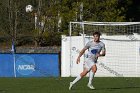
[76,57,80,64]
[96,53,100,58]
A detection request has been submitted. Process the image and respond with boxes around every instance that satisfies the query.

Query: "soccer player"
[69,31,106,90]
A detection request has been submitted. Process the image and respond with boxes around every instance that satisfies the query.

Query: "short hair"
[93,31,101,36]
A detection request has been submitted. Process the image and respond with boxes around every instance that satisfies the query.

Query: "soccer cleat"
[87,84,95,90]
[69,82,73,90]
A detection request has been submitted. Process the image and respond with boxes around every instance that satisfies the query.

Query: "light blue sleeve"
[84,41,91,49]
[101,43,106,51]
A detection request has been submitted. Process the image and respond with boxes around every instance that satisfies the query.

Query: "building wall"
[61,34,140,77]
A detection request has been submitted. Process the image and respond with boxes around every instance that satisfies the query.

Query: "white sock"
[72,75,81,85]
[88,70,94,85]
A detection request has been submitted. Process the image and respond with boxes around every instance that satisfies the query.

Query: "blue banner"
[0,54,59,77]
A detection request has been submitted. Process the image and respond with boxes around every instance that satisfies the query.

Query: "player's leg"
[87,64,97,89]
[88,64,97,85]
[72,68,88,84]
[69,68,89,90]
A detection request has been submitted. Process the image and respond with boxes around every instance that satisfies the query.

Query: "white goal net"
[61,22,140,77]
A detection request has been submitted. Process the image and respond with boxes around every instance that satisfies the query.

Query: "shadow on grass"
[70,86,140,91]
[0,90,7,93]
[97,86,140,90]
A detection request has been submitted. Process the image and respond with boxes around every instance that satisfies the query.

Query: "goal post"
[69,22,140,35]
[61,21,140,77]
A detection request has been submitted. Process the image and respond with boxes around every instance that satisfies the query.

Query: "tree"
[83,0,126,22]
[0,0,139,48]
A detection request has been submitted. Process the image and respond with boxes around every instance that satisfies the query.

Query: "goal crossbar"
[70,21,140,26]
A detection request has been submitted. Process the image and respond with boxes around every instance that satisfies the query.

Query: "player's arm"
[96,44,106,57]
[76,48,87,64]
[76,41,90,64]
[99,50,106,56]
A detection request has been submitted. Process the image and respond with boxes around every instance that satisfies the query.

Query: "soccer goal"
[61,22,140,77]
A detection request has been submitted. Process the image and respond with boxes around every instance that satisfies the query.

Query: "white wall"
[61,34,140,77]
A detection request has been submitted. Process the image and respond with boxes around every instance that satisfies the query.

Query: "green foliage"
[83,0,126,22]
[0,0,139,47]
[16,36,34,46]
[40,31,62,46]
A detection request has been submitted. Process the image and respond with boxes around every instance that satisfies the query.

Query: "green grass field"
[0,77,140,93]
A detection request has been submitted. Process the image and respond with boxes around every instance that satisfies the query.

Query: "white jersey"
[83,41,105,71]
[84,40,105,62]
